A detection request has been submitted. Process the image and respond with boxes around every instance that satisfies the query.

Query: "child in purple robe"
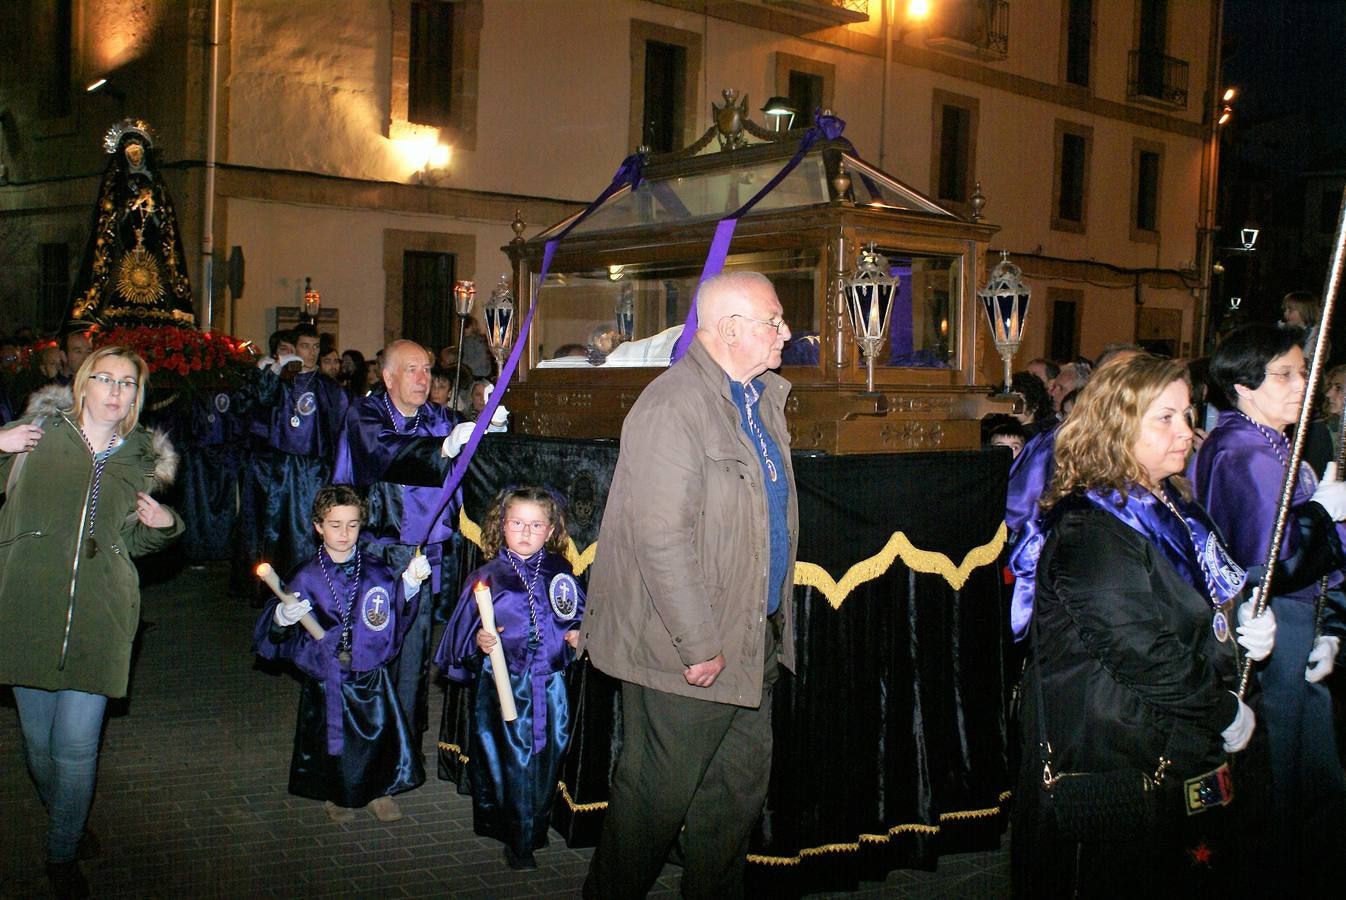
[254,485,431,824]
[434,486,585,869]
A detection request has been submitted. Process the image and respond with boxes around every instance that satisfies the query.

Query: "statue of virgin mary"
[65,118,196,330]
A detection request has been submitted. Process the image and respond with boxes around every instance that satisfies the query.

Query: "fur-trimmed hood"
[22,383,179,491]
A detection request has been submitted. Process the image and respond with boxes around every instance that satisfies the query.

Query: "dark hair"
[268,329,294,357]
[430,366,453,384]
[293,323,319,341]
[982,413,1026,445]
[1027,358,1060,381]
[481,486,571,559]
[1010,371,1053,423]
[1210,323,1305,400]
[312,484,366,523]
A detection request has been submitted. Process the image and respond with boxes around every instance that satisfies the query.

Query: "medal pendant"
[338,649,352,669]
[1212,609,1230,643]
[86,538,99,559]
[290,415,301,428]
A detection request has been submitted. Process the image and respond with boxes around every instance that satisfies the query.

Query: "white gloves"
[271,353,303,375]
[1221,694,1255,753]
[274,595,313,627]
[256,355,276,370]
[443,421,475,458]
[1311,463,1346,520]
[1306,635,1340,683]
[1235,598,1276,661]
[442,408,510,459]
[403,554,432,589]
[480,383,510,430]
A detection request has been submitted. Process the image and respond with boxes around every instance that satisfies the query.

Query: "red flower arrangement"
[92,325,256,400]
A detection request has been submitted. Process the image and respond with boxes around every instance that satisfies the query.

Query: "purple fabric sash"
[670,113,849,363]
[417,154,645,544]
[1010,484,1245,639]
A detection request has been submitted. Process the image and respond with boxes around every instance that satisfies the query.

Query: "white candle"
[256,563,326,641]
[474,581,519,722]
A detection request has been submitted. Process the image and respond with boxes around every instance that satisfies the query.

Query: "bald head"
[694,271,791,383]
[382,339,433,415]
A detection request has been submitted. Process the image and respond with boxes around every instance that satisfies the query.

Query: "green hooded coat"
[0,386,183,698]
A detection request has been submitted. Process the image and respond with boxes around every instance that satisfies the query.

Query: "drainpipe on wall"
[200,0,221,330]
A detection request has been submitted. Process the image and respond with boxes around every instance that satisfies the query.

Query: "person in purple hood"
[434,485,584,870]
[1191,323,1346,894]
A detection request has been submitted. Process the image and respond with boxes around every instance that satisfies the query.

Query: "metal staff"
[1238,189,1346,698]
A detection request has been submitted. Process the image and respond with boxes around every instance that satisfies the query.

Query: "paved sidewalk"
[0,560,1008,898]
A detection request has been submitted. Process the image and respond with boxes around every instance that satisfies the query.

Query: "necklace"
[505,548,543,648]
[317,547,361,669]
[741,380,779,483]
[288,371,318,428]
[382,392,420,434]
[1153,484,1231,643]
[75,422,118,559]
[1234,410,1289,468]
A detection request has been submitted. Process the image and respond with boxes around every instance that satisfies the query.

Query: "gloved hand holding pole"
[256,563,326,641]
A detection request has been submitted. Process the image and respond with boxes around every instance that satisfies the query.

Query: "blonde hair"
[1044,354,1191,507]
[70,346,149,437]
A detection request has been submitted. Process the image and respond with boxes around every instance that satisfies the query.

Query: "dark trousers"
[584,622,781,900]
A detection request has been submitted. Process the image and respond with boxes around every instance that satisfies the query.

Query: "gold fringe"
[557,780,608,813]
[746,792,1011,865]
[458,516,1008,604]
[435,740,468,764]
[796,523,1008,609]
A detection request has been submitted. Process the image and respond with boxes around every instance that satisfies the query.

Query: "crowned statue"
[65,118,196,331]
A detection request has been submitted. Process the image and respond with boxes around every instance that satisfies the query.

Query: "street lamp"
[978,251,1033,393]
[843,243,900,395]
[760,97,797,132]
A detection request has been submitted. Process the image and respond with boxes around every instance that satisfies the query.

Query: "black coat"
[1011,496,1255,899]
[1027,500,1239,778]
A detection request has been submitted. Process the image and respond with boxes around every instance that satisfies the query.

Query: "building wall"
[0,0,1219,362]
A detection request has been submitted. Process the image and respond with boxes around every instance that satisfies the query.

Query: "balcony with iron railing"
[924,0,1009,61]
[1128,49,1189,108]
[762,0,870,25]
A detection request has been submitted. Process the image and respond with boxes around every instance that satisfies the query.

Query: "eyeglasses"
[504,518,550,534]
[729,314,788,335]
[1264,367,1307,384]
[89,373,139,392]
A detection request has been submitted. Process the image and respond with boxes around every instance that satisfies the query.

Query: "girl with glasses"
[434,485,585,870]
[0,346,183,898]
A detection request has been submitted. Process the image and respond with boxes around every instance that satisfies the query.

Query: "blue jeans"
[13,687,107,863]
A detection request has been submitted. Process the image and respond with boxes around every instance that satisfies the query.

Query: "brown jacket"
[579,338,797,707]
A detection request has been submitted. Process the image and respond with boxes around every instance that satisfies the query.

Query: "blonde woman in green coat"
[0,346,182,899]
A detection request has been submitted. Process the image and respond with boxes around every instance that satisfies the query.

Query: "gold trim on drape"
[457,511,1007,602]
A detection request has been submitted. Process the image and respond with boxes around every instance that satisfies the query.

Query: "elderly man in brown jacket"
[581,271,799,899]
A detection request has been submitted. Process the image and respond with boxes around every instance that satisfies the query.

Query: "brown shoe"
[366,795,402,822]
[324,801,355,824]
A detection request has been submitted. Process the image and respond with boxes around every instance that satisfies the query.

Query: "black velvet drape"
[436,435,1011,894]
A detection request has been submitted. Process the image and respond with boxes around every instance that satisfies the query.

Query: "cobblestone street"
[0,560,1008,898]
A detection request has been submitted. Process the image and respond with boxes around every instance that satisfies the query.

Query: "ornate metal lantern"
[843,243,900,394]
[484,274,516,374]
[301,277,320,323]
[450,279,476,406]
[978,251,1032,393]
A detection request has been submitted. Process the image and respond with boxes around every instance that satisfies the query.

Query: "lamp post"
[978,251,1032,393]
[484,274,516,377]
[450,279,476,412]
[843,243,900,395]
